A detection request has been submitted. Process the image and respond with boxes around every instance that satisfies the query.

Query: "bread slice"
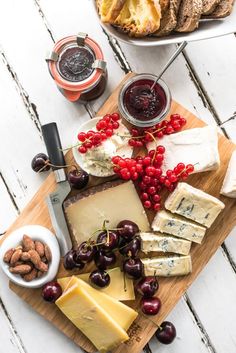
[205,0,235,18]
[202,0,221,14]
[175,0,203,32]
[154,0,181,36]
[114,0,162,37]
[97,0,126,22]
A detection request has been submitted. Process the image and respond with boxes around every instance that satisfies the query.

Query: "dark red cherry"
[123,258,143,279]
[136,276,159,298]
[155,321,176,344]
[94,250,116,270]
[76,242,96,263]
[119,236,141,258]
[68,169,89,189]
[117,220,139,241]
[141,297,161,315]
[63,250,84,270]
[42,281,62,303]
[31,153,50,172]
[89,269,110,288]
[97,231,119,251]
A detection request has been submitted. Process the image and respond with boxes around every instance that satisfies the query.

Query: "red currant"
[147,186,156,195]
[152,194,161,202]
[143,156,151,166]
[112,121,119,129]
[186,164,194,173]
[143,175,151,185]
[106,129,113,137]
[111,113,120,121]
[131,128,139,137]
[157,145,165,154]
[143,200,152,209]
[153,203,161,211]
[141,192,149,201]
[77,132,86,142]
[78,146,87,154]
[128,139,137,147]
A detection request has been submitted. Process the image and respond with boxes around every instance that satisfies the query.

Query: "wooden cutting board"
[1,73,236,353]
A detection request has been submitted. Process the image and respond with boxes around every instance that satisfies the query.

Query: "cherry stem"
[138,310,161,329]
[38,161,78,173]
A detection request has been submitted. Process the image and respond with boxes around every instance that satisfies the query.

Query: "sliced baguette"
[154,0,181,36]
[98,0,126,22]
[175,0,203,32]
[204,0,235,18]
[202,0,221,14]
[115,0,162,37]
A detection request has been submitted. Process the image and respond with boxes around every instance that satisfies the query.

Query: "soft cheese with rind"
[65,180,150,244]
[220,150,236,198]
[140,232,192,255]
[165,182,225,228]
[152,210,206,244]
[147,126,220,173]
[142,255,192,277]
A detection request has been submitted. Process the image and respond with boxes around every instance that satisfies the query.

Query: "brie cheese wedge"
[152,210,206,244]
[142,255,192,277]
[140,232,192,255]
[147,126,220,173]
[221,150,236,198]
[165,182,225,228]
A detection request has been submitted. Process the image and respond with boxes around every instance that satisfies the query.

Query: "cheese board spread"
[1,74,236,353]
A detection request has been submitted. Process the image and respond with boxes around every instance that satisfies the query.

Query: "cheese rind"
[55,280,133,353]
[152,210,206,244]
[57,267,135,301]
[221,150,236,198]
[147,126,220,173]
[65,180,150,244]
[142,255,192,277]
[140,232,192,255]
[165,182,225,228]
[64,277,138,331]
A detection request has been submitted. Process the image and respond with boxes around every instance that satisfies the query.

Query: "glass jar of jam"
[118,74,171,127]
[47,33,107,103]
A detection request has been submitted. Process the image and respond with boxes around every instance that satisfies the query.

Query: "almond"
[37,262,48,273]
[28,250,41,269]
[22,235,35,251]
[10,249,22,266]
[44,245,52,262]
[23,268,38,282]
[35,241,45,257]
[3,248,15,263]
[21,252,31,261]
[9,264,32,274]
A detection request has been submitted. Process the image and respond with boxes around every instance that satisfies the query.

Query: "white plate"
[0,225,60,288]
[92,1,236,47]
[73,117,133,177]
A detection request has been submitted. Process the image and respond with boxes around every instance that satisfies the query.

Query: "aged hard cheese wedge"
[221,150,236,198]
[64,180,150,244]
[147,126,220,173]
[140,232,192,255]
[165,182,225,228]
[63,277,137,330]
[56,279,137,352]
[57,267,135,301]
[152,210,206,244]
[142,255,192,277]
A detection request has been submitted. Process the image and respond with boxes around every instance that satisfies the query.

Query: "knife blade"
[42,122,72,256]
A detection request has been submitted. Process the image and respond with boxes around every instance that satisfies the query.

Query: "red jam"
[124,79,167,121]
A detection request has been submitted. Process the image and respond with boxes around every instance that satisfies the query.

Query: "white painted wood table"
[0,1,236,353]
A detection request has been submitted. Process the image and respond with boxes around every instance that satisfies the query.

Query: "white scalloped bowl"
[0,225,60,288]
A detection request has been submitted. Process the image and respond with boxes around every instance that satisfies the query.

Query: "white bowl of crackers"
[0,225,60,288]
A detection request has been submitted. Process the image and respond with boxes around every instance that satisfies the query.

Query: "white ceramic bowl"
[92,0,236,47]
[73,117,133,177]
[0,225,60,288]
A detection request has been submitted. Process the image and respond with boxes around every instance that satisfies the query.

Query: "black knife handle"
[42,123,65,170]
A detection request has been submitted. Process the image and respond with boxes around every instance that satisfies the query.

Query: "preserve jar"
[118,74,171,127]
[47,33,107,103]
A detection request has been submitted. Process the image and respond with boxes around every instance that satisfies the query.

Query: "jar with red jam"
[118,74,171,127]
[47,33,107,103]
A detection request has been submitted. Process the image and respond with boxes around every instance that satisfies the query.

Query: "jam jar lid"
[47,33,106,98]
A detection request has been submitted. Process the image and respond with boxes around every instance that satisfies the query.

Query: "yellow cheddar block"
[66,276,137,331]
[57,267,135,301]
[56,279,136,352]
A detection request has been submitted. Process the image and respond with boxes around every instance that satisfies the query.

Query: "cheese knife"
[42,122,72,256]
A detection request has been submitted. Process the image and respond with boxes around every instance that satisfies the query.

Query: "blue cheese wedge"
[142,255,192,277]
[165,183,225,228]
[140,232,192,255]
[220,150,236,198]
[147,126,220,174]
[152,210,206,244]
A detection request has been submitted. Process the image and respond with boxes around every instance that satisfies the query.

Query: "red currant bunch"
[159,163,195,192]
[111,156,140,181]
[77,113,120,154]
[128,114,186,147]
